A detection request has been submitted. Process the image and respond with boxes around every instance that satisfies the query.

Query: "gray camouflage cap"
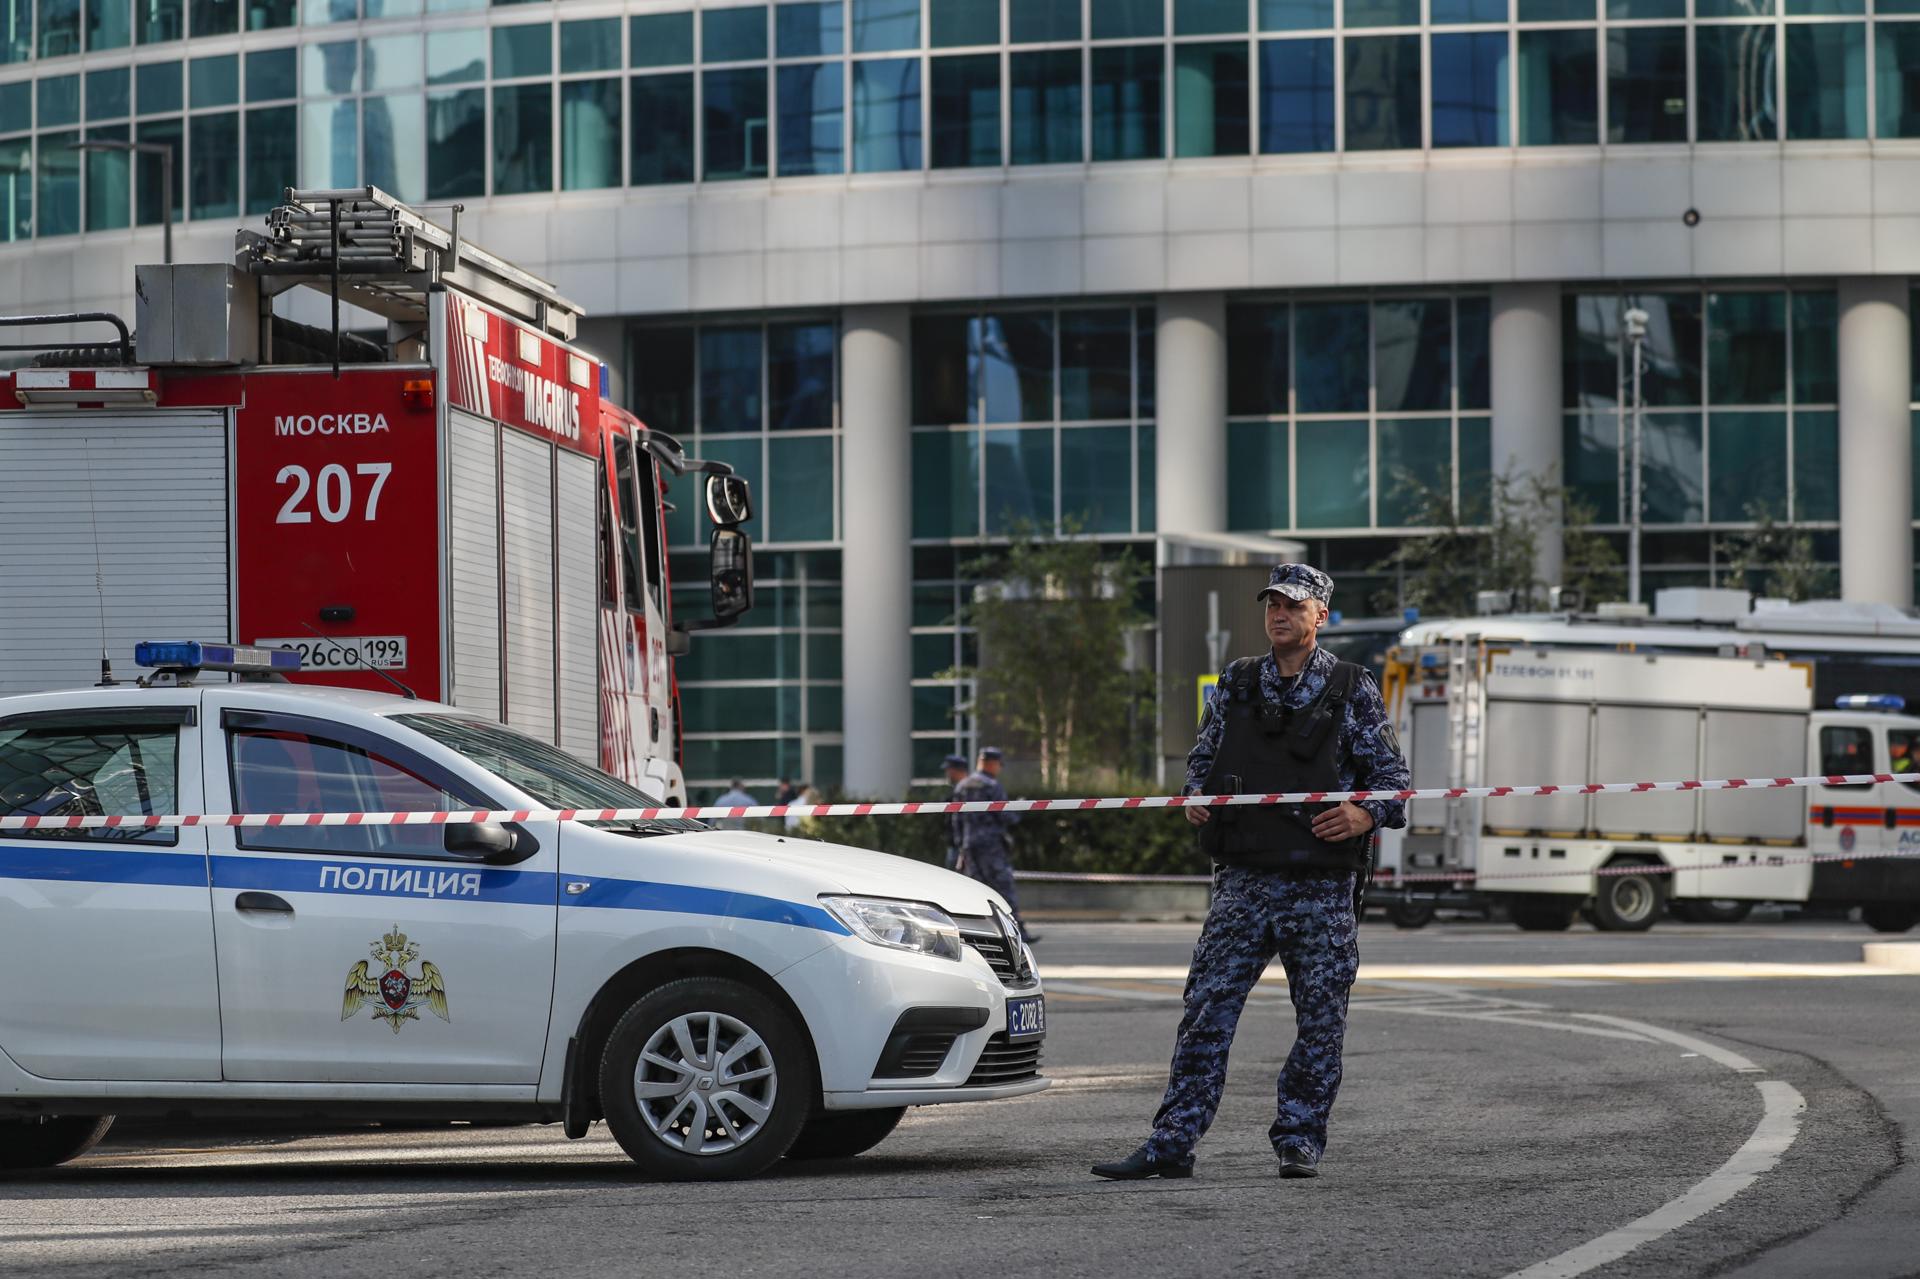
[1256,563,1334,604]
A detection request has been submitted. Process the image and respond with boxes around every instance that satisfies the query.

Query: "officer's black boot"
[1277,1143,1320,1179]
[1091,1145,1194,1180]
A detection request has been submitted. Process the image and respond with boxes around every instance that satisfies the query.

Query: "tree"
[1719,504,1832,601]
[948,520,1152,792]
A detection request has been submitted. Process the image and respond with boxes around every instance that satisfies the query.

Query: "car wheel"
[1862,904,1920,934]
[0,1115,114,1171]
[1510,900,1576,931]
[784,1107,906,1160]
[1387,898,1437,930]
[1593,871,1663,932]
[599,976,814,1181]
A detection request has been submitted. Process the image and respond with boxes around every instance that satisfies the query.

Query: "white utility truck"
[1376,592,1920,933]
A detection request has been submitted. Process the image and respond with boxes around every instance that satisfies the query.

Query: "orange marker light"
[402,378,436,411]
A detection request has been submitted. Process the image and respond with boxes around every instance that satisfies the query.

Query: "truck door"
[202,700,559,1084]
[1809,721,1885,864]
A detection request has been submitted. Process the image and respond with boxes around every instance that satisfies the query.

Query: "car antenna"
[298,623,419,699]
[83,437,116,687]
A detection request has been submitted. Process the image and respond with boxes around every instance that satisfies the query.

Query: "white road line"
[1574,1014,1763,1072]
[1359,1005,1658,1043]
[1041,962,1896,982]
[1504,1079,1806,1279]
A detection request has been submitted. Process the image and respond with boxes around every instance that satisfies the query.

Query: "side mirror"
[710,526,754,624]
[705,473,753,528]
[443,821,538,865]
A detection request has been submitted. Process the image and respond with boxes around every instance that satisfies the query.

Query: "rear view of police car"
[0,643,1045,1179]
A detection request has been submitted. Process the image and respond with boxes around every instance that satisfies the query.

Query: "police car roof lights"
[134,640,302,679]
[1835,694,1907,712]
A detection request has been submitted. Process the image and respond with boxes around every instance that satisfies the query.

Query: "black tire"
[1684,900,1753,925]
[0,1115,114,1171]
[1387,898,1437,930]
[1862,903,1920,934]
[1510,900,1576,932]
[599,976,814,1181]
[1593,870,1664,932]
[784,1107,906,1160]
[1667,899,1699,923]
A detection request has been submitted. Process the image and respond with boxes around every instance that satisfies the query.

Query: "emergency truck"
[0,187,747,803]
[1376,592,1920,934]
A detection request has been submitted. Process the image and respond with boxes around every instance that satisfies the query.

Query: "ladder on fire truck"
[1443,635,1482,866]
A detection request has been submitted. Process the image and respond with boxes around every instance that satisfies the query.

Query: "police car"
[0,643,1045,1178]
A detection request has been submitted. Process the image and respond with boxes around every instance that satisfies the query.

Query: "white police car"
[0,643,1045,1178]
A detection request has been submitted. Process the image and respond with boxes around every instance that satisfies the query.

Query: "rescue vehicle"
[1376,590,1920,933]
[0,643,1047,1175]
[0,187,744,803]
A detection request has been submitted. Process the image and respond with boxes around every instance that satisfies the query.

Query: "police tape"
[5,769,1919,832]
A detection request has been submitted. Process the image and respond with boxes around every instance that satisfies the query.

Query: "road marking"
[1505,1079,1806,1279]
[1573,1013,1762,1072]
[1042,961,1901,982]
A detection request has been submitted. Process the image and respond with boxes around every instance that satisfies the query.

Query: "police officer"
[1093,563,1408,1182]
[954,747,1040,943]
[941,753,971,870]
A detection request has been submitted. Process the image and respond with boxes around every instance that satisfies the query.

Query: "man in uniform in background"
[942,753,971,869]
[1093,564,1408,1182]
[954,747,1039,943]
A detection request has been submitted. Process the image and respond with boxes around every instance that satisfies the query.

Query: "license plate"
[1006,995,1045,1040]
[255,636,409,672]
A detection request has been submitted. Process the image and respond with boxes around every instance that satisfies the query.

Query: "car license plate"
[1006,994,1045,1040]
[255,636,409,671]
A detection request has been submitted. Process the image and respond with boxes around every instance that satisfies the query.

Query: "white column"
[1489,283,1564,591]
[1838,278,1914,607]
[1155,292,1227,537]
[840,305,914,797]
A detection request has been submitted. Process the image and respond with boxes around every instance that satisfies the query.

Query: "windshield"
[393,714,706,833]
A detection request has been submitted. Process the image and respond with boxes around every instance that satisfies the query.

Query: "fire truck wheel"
[783,1107,906,1160]
[0,1115,114,1170]
[1674,899,1752,925]
[1862,904,1920,934]
[1510,900,1576,931]
[1593,870,1664,932]
[1387,899,1437,929]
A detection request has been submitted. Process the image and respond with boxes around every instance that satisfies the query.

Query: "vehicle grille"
[881,1034,957,1078]
[966,1032,1042,1086]
[960,930,1035,988]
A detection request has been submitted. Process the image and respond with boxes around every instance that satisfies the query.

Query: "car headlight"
[822,896,964,962]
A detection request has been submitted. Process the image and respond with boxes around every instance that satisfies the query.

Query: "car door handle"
[235,891,294,914]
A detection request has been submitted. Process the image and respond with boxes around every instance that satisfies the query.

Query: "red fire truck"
[0,187,753,804]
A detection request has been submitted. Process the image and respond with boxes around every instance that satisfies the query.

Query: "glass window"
[1458,296,1491,410]
[299,0,353,23]
[913,314,970,423]
[244,102,295,211]
[0,139,28,241]
[631,326,696,436]
[493,22,549,77]
[1519,29,1598,145]
[1878,24,1920,136]
[1295,301,1369,413]
[560,17,619,73]
[190,53,238,106]
[188,0,233,35]
[230,728,475,857]
[246,46,297,100]
[1793,291,1837,404]
[84,122,130,230]
[1345,34,1421,151]
[1431,0,1504,20]
[1060,310,1133,421]
[1060,426,1133,533]
[931,53,1001,167]
[1708,411,1787,520]
[1177,0,1247,34]
[492,83,551,192]
[984,427,1054,533]
[704,4,767,61]
[1092,43,1165,160]
[1568,292,1703,407]
[1818,725,1872,777]
[41,0,83,56]
[40,74,80,127]
[1227,421,1288,530]
[769,435,835,541]
[1698,0,1772,13]
[187,109,238,216]
[1643,411,1704,523]
[932,0,997,45]
[1346,0,1419,25]
[361,33,421,90]
[1563,413,1619,516]
[1260,38,1335,152]
[853,56,920,170]
[1458,417,1491,508]
[1138,304,1156,417]
[1607,26,1687,143]
[300,98,355,186]
[913,430,981,536]
[1174,41,1251,157]
[977,314,1054,423]
[1,0,27,58]
[700,326,763,433]
[304,39,358,95]
[631,73,695,184]
[1011,48,1081,163]
[1227,302,1289,416]
[135,0,181,41]
[770,321,835,430]
[1378,419,1453,525]
[133,130,182,226]
[1518,0,1589,16]
[1296,420,1370,528]
[426,87,484,198]
[0,718,180,845]
[1611,0,1681,12]
[1375,299,1451,413]
[853,0,918,51]
[1093,0,1162,37]
[1787,23,1866,140]
[0,81,24,129]
[1431,31,1509,148]
[88,0,130,48]
[1708,291,1786,405]
[779,1,843,55]
[427,28,485,83]
[778,61,844,175]
[1011,0,1077,42]
[1697,24,1778,141]
[705,66,769,179]
[1794,410,1837,520]
[632,10,693,67]
[561,77,620,191]
[246,0,295,26]
[1138,423,1156,529]
[36,129,81,236]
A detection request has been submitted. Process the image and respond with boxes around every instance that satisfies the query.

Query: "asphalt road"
[4,919,1916,1278]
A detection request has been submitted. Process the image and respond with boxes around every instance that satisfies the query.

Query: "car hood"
[654,829,1005,919]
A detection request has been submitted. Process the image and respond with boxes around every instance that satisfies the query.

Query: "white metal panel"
[1405,701,1449,831]
[1484,650,1812,710]
[1481,702,1590,833]
[1702,710,1808,841]
[447,409,502,718]
[554,449,598,764]
[1592,706,1698,836]
[0,412,228,696]
[501,431,556,743]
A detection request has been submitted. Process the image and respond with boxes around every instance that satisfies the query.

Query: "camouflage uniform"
[954,769,1023,916]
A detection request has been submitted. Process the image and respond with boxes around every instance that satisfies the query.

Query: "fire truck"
[0,187,753,804]
[1376,591,1920,934]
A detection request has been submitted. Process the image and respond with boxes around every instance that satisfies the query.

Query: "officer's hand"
[1311,801,1374,841]
[1184,798,1211,827]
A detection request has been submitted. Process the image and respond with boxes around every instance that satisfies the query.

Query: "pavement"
[3,919,1916,1278]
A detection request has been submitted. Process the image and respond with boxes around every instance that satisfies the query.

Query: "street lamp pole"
[68,138,173,264]
[1624,306,1649,606]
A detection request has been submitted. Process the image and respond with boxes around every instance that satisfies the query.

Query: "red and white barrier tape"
[5,771,1919,832]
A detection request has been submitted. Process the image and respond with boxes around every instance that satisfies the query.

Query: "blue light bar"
[1835,694,1906,712]
[1403,607,1420,624]
[1418,652,1444,669]
[135,641,302,674]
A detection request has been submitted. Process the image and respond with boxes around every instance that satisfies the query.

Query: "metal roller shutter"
[501,431,556,743]
[446,409,502,718]
[554,450,598,764]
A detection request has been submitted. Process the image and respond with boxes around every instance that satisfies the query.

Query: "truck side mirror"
[710,526,754,624]
[705,473,753,528]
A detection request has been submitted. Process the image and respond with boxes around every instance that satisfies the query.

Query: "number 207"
[275,463,392,524]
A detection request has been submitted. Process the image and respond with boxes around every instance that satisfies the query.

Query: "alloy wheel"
[632,1011,779,1155]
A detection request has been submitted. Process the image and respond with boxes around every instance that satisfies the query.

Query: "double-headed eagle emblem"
[342,927,449,1033]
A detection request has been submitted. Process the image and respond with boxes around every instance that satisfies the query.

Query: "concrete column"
[840,305,914,797]
[1489,283,1565,592]
[1838,278,1914,606]
[1155,292,1228,537]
